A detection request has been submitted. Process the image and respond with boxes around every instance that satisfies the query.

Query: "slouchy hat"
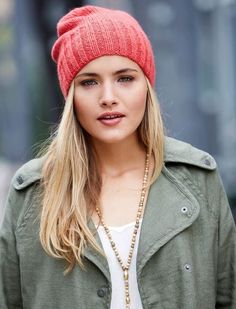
[51,5,155,98]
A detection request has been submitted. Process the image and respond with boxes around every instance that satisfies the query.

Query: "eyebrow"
[76,68,138,78]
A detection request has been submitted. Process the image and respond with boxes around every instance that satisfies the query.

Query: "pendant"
[124,268,129,281]
[123,268,130,308]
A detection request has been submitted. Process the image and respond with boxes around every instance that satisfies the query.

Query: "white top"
[97,220,143,309]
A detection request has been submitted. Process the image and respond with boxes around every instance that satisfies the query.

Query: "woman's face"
[74,55,147,145]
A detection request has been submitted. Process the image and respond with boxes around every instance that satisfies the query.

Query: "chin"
[93,132,138,145]
[97,137,126,144]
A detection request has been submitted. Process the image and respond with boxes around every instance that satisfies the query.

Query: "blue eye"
[80,80,97,87]
[118,76,134,82]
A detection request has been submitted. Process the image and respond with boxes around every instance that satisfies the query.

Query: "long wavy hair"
[39,77,164,273]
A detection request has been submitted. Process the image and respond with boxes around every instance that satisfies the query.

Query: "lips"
[97,112,125,120]
[97,112,125,126]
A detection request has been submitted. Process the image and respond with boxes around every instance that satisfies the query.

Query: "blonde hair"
[39,77,164,273]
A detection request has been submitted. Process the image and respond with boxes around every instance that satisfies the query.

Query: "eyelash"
[80,76,134,87]
[118,76,134,82]
[80,80,97,87]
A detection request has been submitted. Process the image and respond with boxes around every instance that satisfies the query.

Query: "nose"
[99,82,118,107]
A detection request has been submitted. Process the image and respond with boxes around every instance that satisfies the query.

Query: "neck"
[91,137,146,177]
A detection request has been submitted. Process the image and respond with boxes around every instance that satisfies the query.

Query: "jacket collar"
[136,165,200,274]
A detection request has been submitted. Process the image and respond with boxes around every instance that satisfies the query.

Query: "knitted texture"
[51,5,155,98]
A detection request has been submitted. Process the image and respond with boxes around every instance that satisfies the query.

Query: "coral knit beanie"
[51,5,155,98]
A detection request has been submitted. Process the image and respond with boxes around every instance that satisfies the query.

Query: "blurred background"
[0,0,236,223]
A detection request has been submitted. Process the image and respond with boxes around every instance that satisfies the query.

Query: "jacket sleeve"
[0,182,23,309]
[214,171,236,308]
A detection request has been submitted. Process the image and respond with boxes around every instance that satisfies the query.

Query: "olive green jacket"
[0,137,236,309]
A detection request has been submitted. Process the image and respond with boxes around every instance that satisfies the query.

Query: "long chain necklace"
[95,153,150,309]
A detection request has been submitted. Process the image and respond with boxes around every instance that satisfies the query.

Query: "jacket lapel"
[137,165,200,275]
[83,220,111,281]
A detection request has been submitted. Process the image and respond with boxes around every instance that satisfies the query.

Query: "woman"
[0,5,235,309]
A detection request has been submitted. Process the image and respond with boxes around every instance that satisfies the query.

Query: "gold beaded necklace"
[95,153,150,309]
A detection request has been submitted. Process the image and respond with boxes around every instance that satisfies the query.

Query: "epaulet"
[164,137,217,170]
[12,156,45,190]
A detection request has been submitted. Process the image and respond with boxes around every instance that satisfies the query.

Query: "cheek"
[73,88,98,119]
[74,105,92,134]
[73,101,82,123]
[131,89,147,116]
[73,96,91,123]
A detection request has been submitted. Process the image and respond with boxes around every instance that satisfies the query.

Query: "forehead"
[78,55,142,75]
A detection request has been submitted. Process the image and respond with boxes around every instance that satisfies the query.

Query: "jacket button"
[17,175,24,185]
[97,288,106,298]
[184,263,192,272]
[181,206,188,214]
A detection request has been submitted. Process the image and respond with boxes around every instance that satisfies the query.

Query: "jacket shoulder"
[164,137,217,170]
[11,137,216,190]
[12,156,44,190]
